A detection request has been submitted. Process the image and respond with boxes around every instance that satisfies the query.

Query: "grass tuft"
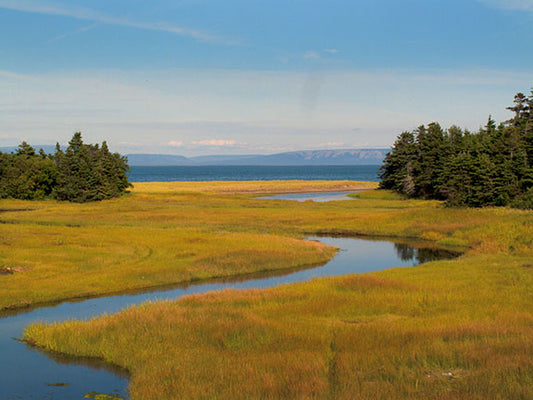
[9,181,533,399]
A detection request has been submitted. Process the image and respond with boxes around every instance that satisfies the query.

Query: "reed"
[12,181,533,398]
[1,181,373,310]
[25,256,532,399]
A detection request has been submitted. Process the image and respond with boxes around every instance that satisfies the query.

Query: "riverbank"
[0,181,375,311]
[21,182,533,399]
[3,235,452,400]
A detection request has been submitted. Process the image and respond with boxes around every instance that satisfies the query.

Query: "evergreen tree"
[521,91,533,166]
[53,132,130,202]
[379,88,533,209]
[1,133,130,202]
[507,93,528,127]
[379,131,416,196]
[0,142,57,200]
[93,141,130,200]
[412,123,447,199]
[54,132,92,202]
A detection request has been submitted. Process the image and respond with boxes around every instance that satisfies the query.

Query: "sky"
[1,0,532,155]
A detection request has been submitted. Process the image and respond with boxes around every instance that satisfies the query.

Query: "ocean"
[128,165,381,182]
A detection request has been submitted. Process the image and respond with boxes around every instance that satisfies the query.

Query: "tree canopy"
[379,89,533,209]
[0,132,131,202]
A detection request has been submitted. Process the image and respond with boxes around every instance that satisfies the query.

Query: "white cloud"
[320,142,345,147]
[323,48,340,54]
[1,67,532,154]
[0,0,233,43]
[0,69,34,80]
[303,51,320,60]
[477,0,533,11]
[191,139,237,147]
[51,23,98,42]
[168,140,183,147]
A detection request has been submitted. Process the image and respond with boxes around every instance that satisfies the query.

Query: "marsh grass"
[2,181,365,309]
[25,256,532,399]
[12,181,533,398]
[132,180,377,195]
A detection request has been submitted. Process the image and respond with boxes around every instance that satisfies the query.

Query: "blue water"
[258,191,356,202]
[128,165,380,183]
[0,236,458,400]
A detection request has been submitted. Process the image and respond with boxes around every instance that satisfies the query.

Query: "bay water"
[128,165,381,183]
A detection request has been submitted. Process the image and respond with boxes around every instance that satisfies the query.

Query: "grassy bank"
[22,182,533,399]
[0,181,373,310]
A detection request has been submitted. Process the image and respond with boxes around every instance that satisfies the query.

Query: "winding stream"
[0,193,459,399]
[257,191,356,202]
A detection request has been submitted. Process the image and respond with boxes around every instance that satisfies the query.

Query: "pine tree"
[412,123,447,199]
[379,88,533,209]
[53,133,131,202]
[54,132,91,202]
[379,131,416,196]
[1,133,129,202]
[0,143,57,199]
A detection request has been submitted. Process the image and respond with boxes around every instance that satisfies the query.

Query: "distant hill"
[1,147,389,166]
[128,149,389,166]
[245,149,389,166]
[126,154,195,166]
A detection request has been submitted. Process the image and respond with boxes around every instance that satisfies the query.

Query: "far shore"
[131,180,379,194]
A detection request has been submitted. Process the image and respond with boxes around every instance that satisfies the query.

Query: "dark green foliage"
[412,123,448,199]
[95,141,131,200]
[0,142,57,200]
[380,89,533,209]
[379,131,416,196]
[510,187,533,210]
[0,132,130,202]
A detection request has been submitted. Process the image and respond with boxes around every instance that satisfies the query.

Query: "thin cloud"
[51,23,98,42]
[168,140,184,147]
[2,67,531,153]
[0,0,235,44]
[477,0,533,11]
[192,139,237,146]
[320,142,345,147]
[323,48,340,54]
[303,51,320,60]
[0,70,28,79]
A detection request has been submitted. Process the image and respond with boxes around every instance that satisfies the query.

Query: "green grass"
[12,181,533,399]
[0,181,374,310]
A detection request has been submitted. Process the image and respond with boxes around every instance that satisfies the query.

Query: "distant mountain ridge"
[127,149,389,166]
[1,146,389,166]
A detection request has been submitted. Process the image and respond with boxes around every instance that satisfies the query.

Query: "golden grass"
[131,180,377,194]
[11,181,533,398]
[2,180,373,310]
[25,256,532,399]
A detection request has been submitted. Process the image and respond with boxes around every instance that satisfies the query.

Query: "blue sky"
[1,0,532,155]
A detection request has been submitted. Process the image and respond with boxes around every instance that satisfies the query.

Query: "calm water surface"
[258,191,356,202]
[128,165,380,182]
[0,235,458,400]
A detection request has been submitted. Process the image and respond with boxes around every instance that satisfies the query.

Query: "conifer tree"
[379,88,533,209]
[379,131,416,195]
[1,133,130,202]
[53,132,130,202]
[0,142,57,199]
[412,123,447,199]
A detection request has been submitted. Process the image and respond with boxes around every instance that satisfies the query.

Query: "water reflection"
[257,191,356,202]
[394,243,460,264]
[1,236,460,400]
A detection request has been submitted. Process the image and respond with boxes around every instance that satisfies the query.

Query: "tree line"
[0,132,131,202]
[379,90,533,209]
